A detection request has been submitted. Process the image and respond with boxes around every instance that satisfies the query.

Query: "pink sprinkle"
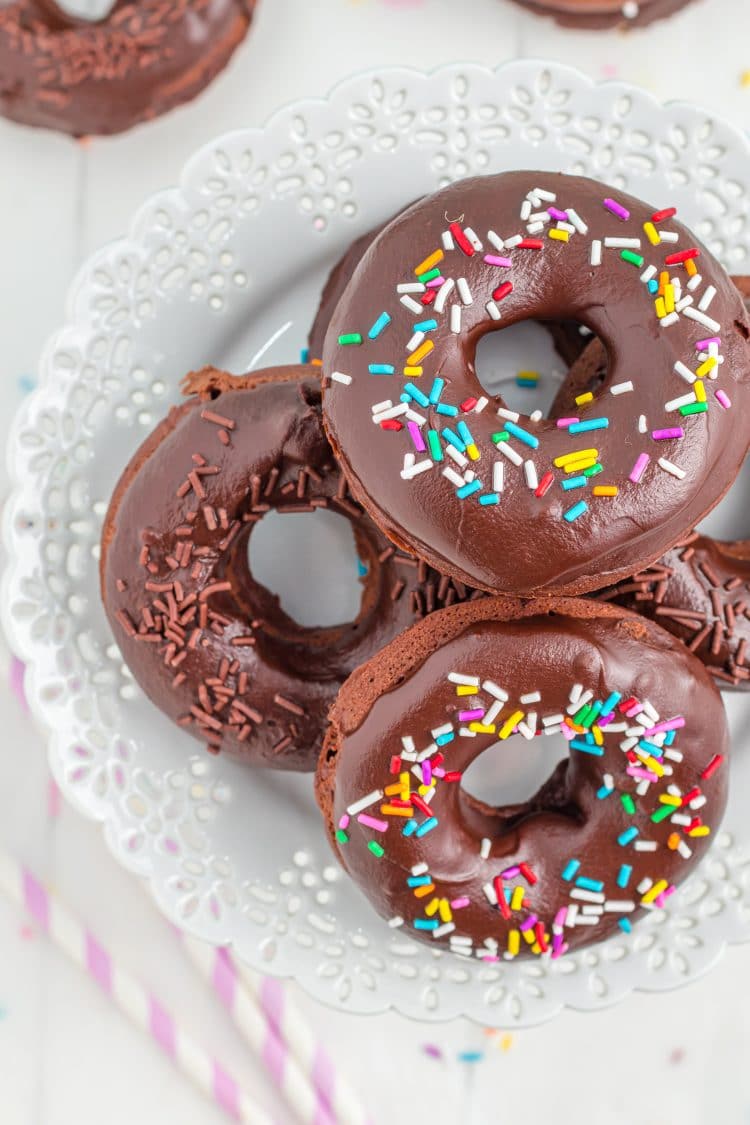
[408,420,426,452]
[604,197,630,221]
[696,337,721,349]
[501,865,521,878]
[646,717,685,736]
[629,452,650,483]
[557,416,579,428]
[625,702,643,717]
[561,724,575,741]
[547,207,568,221]
[432,767,446,778]
[715,389,731,409]
[426,276,445,289]
[458,708,484,721]
[483,254,512,268]
[627,766,659,782]
[553,907,567,928]
[551,939,568,960]
[451,897,471,909]
[338,814,350,829]
[652,427,684,440]
[358,814,388,831]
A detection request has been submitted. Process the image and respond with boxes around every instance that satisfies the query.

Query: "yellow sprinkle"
[565,458,598,473]
[659,794,681,806]
[689,825,711,838]
[575,391,594,406]
[399,772,411,788]
[643,221,660,245]
[655,296,667,319]
[418,784,432,797]
[403,366,423,377]
[549,228,569,242]
[425,897,440,917]
[641,879,668,904]
[380,804,413,817]
[664,283,675,314]
[469,722,496,734]
[466,442,481,462]
[639,752,665,777]
[531,943,541,955]
[511,886,525,911]
[414,883,435,898]
[408,339,434,366]
[414,249,443,276]
[742,69,750,87]
[456,685,478,696]
[695,379,706,402]
[498,710,524,739]
[508,930,520,957]
[696,356,717,378]
[592,485,618,497]
[685,257,698,277]
[517,370,539,382]
[523,927,536,945]
[591,725,604,745]
[439,899,453,923]
[667,832,681,850]
[500,1034,514,1053]
[554,448,598,468]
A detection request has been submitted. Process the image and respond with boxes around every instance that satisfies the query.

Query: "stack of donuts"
[101,170,750,962]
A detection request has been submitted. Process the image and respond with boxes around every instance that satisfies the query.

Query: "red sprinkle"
[492,281,513,302]
[519,862,538,886]
[665,248,699,265]
[421,289,436,306]
[432,752,445,768]
[443,770,463,782]
[410,793,434,817]
[494,877,512,919]
[516,239,543,250]
[701,753,724,780]
[681,785,701,806]
[460,397,478,412]
[390,756,402,774]
[449,222,476,257]
[652,207,677,223]
[534,921,548,953]
[619,696,639,713]
[535,470,555,498]
[380,419,403,431]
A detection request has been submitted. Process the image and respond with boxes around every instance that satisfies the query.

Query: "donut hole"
[459,730,573,826]
[248,508,363,629]
[51,0,118,18]
[473,319,608,420]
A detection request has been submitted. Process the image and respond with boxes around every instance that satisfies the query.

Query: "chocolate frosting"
[101,365,481,770]
[317,597,728,958]
[322,172,750,597]
[510,0,695,28]
[0,0,254,136]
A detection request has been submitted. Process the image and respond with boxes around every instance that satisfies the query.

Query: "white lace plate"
[5,60,750,1027]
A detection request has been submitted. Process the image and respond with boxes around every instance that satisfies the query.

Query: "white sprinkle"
[484,699,505,726]
[517,721,536,741]
[690,794,707,810]
[684,306,721,333]
[569,683,583,704]
[529,409,543,423]
[492,460,504,493]
[446,446,468,471]
[657,229,678,242]
[441,230,455,251]
[678,841,692,859]
[571,888,605,904]
[542,713,564,727]
[524,460,538,490]
[464,227,483,251]
[487,230,505,251]
[402,735,415,752]
[634,840,658,852]
[388,916,404,928]
[671,813,691,826]
[534,188,557,201]
[405,409,427,425]
[660,312,680,328]
[457,277,472,305]
[674,360,696,384]
[397,282,426,294]
[411,861,428,875]
[581,904,604,916]
[406,331,425,353]
[432,723,453,738]
[434,277,455,313]
[496,441,523,466]
[641,264,658,282]
[543,724,562,736]
[604,237,641,248]
[480,837,491,859]
[521,691,541,704]
[331,371,351,385]
[443,466,466,488]
[449,672,480,687]
[459,727,477,738]
[504,234,524,248]
[698,285,717,312]
[432,923,456,939]
[372,399,392,413]
[373,403,408,424]
[610,381,634,396]
[604,900,636,912]
[450,304,462,334]
[482,680,508,701]
[567,208,588,234]
[664,748,683,762]
[474,396,489,413]
[665,391,697,411]
[527,221,545,235]
[636,779,651,797]
[556,222,576,236]
[675,296,694,313]
[485,300,502,321]
[530,211,550,223]
[590,239,602,266]
[463,470,475,484]
[687,273,703,291]
[400,294,423,315]
[574,914,599,926]
[497,406,521,423]
[638,415,647,433]
[602,773,614,789]
[637,877,653,894]
[347,789,383,815]
[450,934,473,946]
[483,882,498,906]
[658,457,686,480]
[521,199,532,221]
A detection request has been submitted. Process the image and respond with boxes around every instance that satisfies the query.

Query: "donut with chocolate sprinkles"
[100,365,481,770]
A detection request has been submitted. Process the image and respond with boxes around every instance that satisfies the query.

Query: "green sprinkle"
[335,829,349,844]
[621,793,636,815]
[338,333,362,346]
[583,463,603,477]
[621,250,645,267]
[574,704,592,725]
[651,804,674,823]
[418,267,441,284]
[679,402,709,416]
[491,431,510,444]
[427,429,443,462]
[368,840,385,857]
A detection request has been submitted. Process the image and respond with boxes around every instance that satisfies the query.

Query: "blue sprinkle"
[404,383,429,407]
[561,475,588,491]
[442,428,466,452]
[429,378,445,404]
[562,858,581,882]
[618,826,639,846]
[407,875,432,887]
[435,403,459,416]
[504,420,539,449]
[617,864,633,888]
[436,731,455,746]
[456,420,475,445]
[648,279,659,294]
[414,319,438,332]
[403,819,418,837]
[416,816,439,837]
[664,729,676,746]
[457,480,482,499]
[368,312,391,339]
[576,876,604,892]
[568,418,609,435]
[369,364,395,375]
[570,740,604,756]
[602,691,622,714]
[414,918,440,931]
[639,739,663,758]
[458,1051,485,1064]
[597,784,614,799]
[357,559,368,577]
[618,917,633,933]
[564,500,588,523]
[479,493,500,505]
[299,347,310,364]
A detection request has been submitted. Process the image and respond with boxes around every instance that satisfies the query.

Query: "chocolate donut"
[509,0,696,28]
[322,171,750,597]
[101,365,480,770]
[316,597,728,959]
[0,0,254,137]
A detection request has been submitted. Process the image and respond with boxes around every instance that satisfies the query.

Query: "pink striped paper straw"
[0,851,274,1125]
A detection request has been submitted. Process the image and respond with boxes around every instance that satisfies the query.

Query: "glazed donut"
[509,0,696,28]
[322,171,750,597]
[316,597,729,959]
[0,0,254,136]
[101,365,480,770]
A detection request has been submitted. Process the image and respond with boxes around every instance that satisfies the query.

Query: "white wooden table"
[2,0,750,1121]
